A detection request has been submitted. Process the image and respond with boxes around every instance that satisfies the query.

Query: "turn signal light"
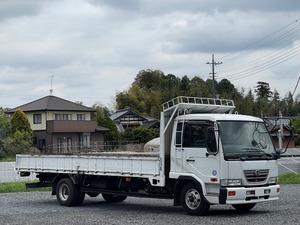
[228,191,236,196]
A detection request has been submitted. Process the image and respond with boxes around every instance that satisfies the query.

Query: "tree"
[10,108,32,135]
[254,81,273,100]
[292,117,300,146]
[189,76,209,97]
[2,109,33,156]
[0,112,11,158]
[122,127,159,143]
[217,79,236,99]
[134,69,164,90]
[268,90,281,116]
[280,92,294,116]
[180,75,190,95]
[2,131,33,156]
[97,115,120,141]
[254,82,273,117]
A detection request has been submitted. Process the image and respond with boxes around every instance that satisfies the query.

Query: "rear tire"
[232,203,256,211]
[102,194,127,203]
[180,183,209,216]
[56,178,83,206]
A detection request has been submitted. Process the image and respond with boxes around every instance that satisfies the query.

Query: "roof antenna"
[49,75,54,95]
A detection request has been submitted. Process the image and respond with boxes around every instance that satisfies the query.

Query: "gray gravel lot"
[0,185,299,225]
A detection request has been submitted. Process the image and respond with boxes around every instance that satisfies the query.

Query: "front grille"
[244,169,269,183]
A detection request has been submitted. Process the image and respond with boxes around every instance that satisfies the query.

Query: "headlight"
[220,179,242,187]
[268,177,278,184]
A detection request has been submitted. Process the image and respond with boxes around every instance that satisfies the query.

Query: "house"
[110,109,160,132]
[110,109,148,132]
[6,95,109,153]
[264,117,296,148]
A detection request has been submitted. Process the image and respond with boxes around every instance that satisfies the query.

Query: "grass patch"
[0,181,51,193]
[279,173,300,184]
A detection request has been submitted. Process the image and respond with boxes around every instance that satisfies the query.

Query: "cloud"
[0,0,300,109]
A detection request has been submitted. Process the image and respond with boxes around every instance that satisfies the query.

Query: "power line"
[221,43,300,80]
[219,27,300,74]
[216,19,300,81]
[218,19,299,62]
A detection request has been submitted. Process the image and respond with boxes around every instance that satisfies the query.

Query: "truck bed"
[16,152,161,180]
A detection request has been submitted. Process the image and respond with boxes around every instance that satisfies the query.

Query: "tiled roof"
[110,109,147,121]
[140,120,160,129]
[6,95,95,113]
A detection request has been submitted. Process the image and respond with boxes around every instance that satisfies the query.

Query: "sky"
[1,0,300,109]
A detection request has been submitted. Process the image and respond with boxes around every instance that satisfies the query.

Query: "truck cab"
[161,97,280,214]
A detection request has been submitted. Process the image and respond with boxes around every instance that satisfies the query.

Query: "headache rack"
[162,96,235,116]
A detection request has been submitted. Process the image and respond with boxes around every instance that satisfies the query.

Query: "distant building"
[264,117,296,148]
[6,95,109,152]
[110,109,159,132]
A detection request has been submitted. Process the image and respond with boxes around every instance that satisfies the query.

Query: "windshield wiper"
[241,148,273,158]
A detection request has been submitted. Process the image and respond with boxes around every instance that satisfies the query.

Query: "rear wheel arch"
[52,174,80,195]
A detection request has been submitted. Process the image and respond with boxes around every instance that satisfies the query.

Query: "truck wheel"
[180,183,209,216]
[232,203,256,211]
[102,194,127,203]
[56,178,81,206]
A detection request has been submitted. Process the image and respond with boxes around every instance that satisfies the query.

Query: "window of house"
[77,114,86,121]
[57,138,62,152]
[81,135,90,148]
[33,114,42,124]
[55,114,72,120]
[67,137,72,151]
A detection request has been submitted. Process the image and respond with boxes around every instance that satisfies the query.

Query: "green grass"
[0,181,51,193]
[278,173,300,184]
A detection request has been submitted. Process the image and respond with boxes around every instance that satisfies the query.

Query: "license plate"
[255,189,264,196]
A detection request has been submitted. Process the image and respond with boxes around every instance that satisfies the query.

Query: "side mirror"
[206,127,218,155]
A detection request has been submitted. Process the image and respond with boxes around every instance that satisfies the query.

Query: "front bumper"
[219,185,280,204]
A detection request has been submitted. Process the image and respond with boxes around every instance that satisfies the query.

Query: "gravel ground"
[0,185,299,225]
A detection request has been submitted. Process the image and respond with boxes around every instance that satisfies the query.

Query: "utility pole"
[206,54,222,97]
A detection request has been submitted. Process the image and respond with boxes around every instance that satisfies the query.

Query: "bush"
[1,131,33,156]
[122,128,159,143]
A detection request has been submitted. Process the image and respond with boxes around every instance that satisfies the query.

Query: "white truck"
[16,96,281,216]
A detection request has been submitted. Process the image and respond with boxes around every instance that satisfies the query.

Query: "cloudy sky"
[1,0,300,109]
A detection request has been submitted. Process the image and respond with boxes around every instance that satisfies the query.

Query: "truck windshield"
[218,121,276,160]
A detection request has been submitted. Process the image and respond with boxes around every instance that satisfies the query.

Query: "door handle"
[186,159,195,162]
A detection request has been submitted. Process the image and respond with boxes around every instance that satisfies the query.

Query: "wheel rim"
[59,183,70,201]
[185,188,201,210]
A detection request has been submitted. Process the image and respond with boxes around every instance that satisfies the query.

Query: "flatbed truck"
[16,96,281,215]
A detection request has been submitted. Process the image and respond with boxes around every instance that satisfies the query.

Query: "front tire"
[180,183,209,216]
[102,194,127,203]
[56,178,83,206]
